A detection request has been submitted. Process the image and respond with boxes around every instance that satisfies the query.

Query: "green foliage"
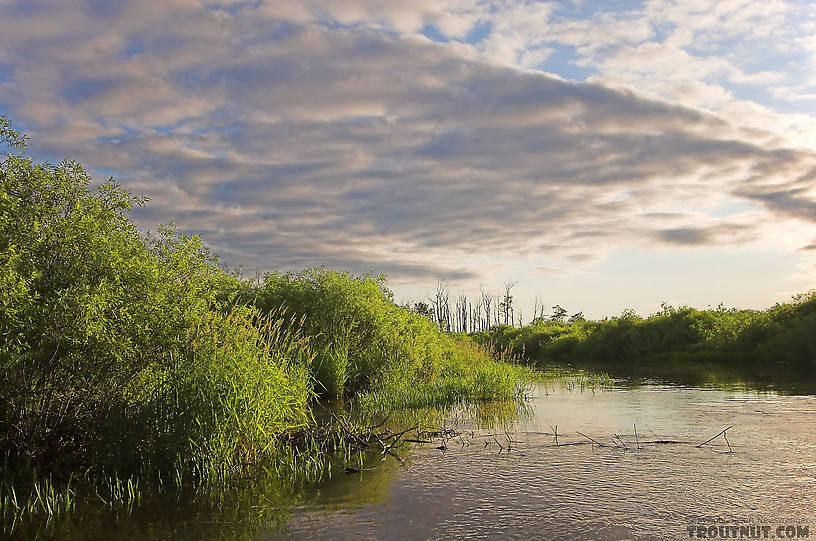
[475,294,816,374]
[0,116,311,488]
[248,268,397,396]
[244,268,531,402]
[359,335,530,412]
[1,114,533,525]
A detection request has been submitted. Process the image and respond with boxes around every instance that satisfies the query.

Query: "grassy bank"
[0,115,532,523]
[239,268,529,405]
[473,295,816,379]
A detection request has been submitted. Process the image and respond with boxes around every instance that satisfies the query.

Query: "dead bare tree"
[500,282,516,326]
[429,281,451,331]
[453,292,470,333]
[481,289,493,331]
[532,297,547,323]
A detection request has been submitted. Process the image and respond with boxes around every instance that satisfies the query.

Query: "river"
[12,373,816,540]
[276,379,816,540]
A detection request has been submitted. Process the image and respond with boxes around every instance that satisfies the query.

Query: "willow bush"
[1,115,532,504]
[474,295,816,373]
[245,268,530,402]
[0,116,311,486]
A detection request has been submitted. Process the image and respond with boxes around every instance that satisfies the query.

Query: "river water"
[11,377,816,540]
[276,381,816,540]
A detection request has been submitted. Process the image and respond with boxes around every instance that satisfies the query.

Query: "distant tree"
[551,304,568,323]
[453,292,470,332]
[429,281,451,331]
[500,282,516,326]
[531,297,547,323]
[412,301,433,320]
[620,307,639,321]
[481,289,493,330]
[568,311,585,324]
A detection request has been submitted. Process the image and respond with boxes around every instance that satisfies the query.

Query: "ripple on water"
[280,384,816,540]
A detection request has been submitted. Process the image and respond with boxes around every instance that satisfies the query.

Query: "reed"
[0,115,536,525]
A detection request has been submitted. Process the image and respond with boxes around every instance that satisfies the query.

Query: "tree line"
[409,281,584,333]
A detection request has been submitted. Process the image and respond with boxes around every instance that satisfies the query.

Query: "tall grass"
[359,337,531,412]
[1,115,535,523]
[0,476,75,522]
[243,268,535,406]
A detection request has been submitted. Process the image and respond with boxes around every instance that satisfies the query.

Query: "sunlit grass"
[0,116,538,529]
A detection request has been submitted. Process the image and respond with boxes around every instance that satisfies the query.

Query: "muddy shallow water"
[275,382,816,540]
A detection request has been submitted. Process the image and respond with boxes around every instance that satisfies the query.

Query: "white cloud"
[2,0,816,313]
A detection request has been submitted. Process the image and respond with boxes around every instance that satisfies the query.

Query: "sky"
[1,0,816,319]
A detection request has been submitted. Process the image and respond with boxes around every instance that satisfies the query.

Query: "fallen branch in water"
[696,426,734,450]
[576,431,608,447]
[436,426,732,452]
[303,404,430,465]
[297,409,738,475]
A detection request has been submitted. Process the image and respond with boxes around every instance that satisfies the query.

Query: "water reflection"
[280,380,816,540]
[7,370,816,540]
[548,359,816,395]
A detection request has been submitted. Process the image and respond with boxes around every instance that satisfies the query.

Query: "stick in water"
[696,426,734,448]
[723,431,733,453]
[577,431,607,447]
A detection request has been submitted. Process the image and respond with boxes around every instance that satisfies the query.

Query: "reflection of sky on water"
[284,383,816,540]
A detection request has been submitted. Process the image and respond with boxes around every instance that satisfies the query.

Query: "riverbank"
[472,294,816,386]
[0,116,534,527]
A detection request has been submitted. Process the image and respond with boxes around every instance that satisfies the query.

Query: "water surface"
[10,379,816,540]
[277,382,816,540]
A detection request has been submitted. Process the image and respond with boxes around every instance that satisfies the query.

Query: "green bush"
[0,116,311,484]
[474,293,816,373]
[245,268,530,402]
[359,334,529,412]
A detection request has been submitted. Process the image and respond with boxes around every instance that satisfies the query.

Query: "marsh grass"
[0,476,75,523]
[312,332,352,400]
[1,116,537,528]
[245,268,538,408]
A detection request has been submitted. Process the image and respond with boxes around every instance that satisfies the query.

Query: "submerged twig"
[645,424,663,440]
[492,436,504,451]
[723,431,733,453]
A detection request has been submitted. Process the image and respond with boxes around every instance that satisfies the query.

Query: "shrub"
[473,291,816,373]
[246,268,530,402]
[0,116,310,484]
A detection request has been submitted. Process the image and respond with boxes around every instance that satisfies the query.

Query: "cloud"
[655,224,753,246]
[1,1,816,287]
[742,188,816,222]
